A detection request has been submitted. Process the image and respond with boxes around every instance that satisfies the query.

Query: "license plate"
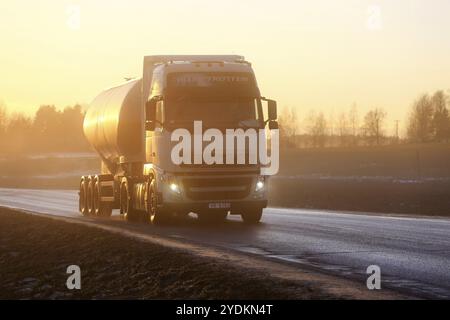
[208,202,231,209]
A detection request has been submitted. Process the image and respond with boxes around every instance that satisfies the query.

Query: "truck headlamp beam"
[255,177,265,192]
[170,183,181,194]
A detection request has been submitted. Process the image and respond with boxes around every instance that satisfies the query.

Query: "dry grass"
[0,208,332,300]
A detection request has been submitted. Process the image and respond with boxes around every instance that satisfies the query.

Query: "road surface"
[1,187,449,299]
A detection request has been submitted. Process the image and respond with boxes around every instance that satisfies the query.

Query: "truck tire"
[101,203,113,217]
[120,178,140,222]
[146,179,167,225]
[79,176,89,216]
[93,179,112,217]
[241,208,263,224]
[87,175,95,216]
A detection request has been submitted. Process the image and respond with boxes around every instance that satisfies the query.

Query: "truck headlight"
[255,176,265,192]
[170,183,181,194]
[161,174,181,194]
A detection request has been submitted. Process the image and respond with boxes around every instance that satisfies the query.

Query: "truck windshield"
[165,97,262,129]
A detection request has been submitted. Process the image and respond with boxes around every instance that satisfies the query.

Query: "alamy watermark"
[66,265,81,290]
[366,265,381,290]
[367,4,382,31]
[66,4,81,31]
[170,121,279,176]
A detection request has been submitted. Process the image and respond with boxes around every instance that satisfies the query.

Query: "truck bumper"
[154,171,269,215]
[160,200,267,215]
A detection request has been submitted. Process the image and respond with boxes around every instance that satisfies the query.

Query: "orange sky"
[1,0,450,135]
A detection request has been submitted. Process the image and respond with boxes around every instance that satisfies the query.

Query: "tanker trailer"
[79,55,278,224]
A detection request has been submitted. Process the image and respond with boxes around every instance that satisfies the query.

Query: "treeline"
[279,90,450,148]
[407,91,450,143]
[0,104,89,154]
[1,89,448,154]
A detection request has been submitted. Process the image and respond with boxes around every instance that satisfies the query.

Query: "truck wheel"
[120,179,139,222]
[241,208,263,224]
[87,175,95,216]
[146,180,167,225]
[197,211,228,224]
[101,203,113,217]
[94,179,112,217]
[79,176,89,216]
[93,178,100,216]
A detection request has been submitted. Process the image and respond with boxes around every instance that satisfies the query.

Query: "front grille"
[182,177,252,200]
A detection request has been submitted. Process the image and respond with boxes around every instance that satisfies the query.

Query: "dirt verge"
[0,208,410,300]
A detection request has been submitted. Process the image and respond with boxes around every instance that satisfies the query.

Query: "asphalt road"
[1,187,449,299]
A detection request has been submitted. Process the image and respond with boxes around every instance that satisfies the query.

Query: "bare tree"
[0,100,7,137]
[407,94,434,142]
[431,90,450,142]
[348,103,359,146]
[328,110,335,137]
[306,111,327,148]
[0,102,7,151]
[61,104,87,149]
[363,108,387,145]
[5,112,33,153]
[278,106,299,148]
[33,105,64,151]
[337,111,350,146]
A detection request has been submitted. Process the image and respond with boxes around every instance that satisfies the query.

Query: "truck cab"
[80,55,278,224]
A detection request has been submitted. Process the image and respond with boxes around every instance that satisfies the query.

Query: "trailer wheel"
[86,175,95,216]
[146,179,167,225]
[120,178,139,222]
[241,208,263,224]
[101,203,113,217]
[93,179,113,217]
[93,178,100,216]
[79,176,89,216]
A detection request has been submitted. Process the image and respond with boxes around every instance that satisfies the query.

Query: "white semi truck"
[80,55,278,224]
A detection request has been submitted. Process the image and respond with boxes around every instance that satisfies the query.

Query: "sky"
[1,0,450,134]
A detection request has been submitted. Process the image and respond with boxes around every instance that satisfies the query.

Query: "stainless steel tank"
[83,79,145,172]
[84,56,246,174]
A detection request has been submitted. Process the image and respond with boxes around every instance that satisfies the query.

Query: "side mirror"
[268,120,279,130]
[268,100,277,121]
